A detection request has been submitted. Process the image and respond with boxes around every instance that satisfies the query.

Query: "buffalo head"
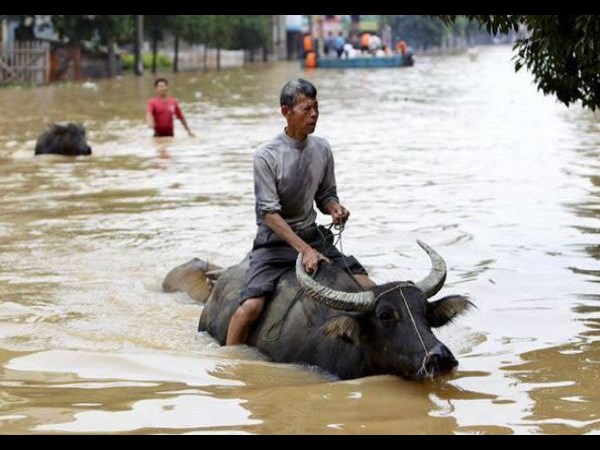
[297,241,473,380]
[35,123,92,157]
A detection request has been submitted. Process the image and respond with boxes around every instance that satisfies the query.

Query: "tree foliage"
[437,15,600,111]
[173,15,270,50]
[144,15,175,42]
[2,15,272,51]
[178,15,212,44]
[229,15,271,50]
[51,15,133,45]
[381,15,447,50]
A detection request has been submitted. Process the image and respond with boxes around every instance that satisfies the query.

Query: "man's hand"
[330,204,350,226]
[301,247,330,274]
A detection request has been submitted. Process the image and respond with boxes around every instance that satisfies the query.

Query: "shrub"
[121,52,173,70]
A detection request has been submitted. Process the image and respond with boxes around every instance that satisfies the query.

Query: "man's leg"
[226,297,265,346]
[318,236,376,291]
[354,274,376,289]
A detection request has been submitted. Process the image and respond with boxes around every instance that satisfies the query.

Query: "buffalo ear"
[53,124,69,135]
[426,296,474,328]
[322,316,360,345]
[72,123,86,135]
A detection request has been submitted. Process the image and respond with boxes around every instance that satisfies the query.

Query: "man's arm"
[146,109,155,131]
[263,212,328,274]
[175,102,195,137]
[316,142,343,216]
[316,144,350,226]
[179,115,195,137]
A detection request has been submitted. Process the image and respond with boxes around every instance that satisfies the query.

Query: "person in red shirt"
[146,78,194,138]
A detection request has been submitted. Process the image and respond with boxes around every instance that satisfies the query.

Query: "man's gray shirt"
[253,132,339,237]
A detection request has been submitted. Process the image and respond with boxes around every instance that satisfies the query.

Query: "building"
[285,15,304,60]
[1,15,121,84]
[271,15,287,60]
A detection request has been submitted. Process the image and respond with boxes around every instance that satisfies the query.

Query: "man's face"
[284,94,319,136]
[156,82,169,97]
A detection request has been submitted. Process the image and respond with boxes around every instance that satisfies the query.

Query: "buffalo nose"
[424,344,458,375]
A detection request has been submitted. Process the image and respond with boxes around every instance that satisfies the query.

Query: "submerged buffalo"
[35,123,92,156]
[165,241,473,380]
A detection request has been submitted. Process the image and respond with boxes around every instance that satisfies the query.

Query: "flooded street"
[0,45,599,434]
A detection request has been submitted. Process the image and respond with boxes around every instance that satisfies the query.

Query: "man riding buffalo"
[165,78,474,380]
[226,78,376,346]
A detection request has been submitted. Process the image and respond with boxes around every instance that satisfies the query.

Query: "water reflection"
[504,341,600,434]
[3,349,494,435]
[3,350,256,434]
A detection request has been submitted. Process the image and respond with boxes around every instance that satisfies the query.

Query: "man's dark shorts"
[239,224,368,304]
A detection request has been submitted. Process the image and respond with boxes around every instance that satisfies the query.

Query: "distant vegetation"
[381,15,491,50]
[0,15,272,51]
[0,15,272,74]
[121,52,172,71]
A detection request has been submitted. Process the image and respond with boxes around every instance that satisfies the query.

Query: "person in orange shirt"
[396,40,408,57]
[360,32,371,53]
[303,33,314,58]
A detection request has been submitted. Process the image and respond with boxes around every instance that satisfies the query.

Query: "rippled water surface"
[1,46,599,434]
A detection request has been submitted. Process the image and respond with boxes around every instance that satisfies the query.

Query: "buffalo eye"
[378,311,396,327]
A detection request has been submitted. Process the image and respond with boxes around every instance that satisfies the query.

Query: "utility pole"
[315,15,324,56]
[133,15,144,76]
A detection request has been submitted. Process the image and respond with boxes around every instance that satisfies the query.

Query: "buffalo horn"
[296,255,375,312]
[414,240,447,299]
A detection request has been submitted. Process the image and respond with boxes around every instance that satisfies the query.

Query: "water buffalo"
[167,241,473,380]
[34,123,92,156]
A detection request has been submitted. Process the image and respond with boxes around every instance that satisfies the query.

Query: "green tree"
[51,15,134,77]
[444,15,489,47]
[381,15,447,50]
[94,15,133,77]
[52,15,132,46]
[51,15,96,43]
[211,15,236,70]
[144,15,175,74]
[229,15,271,61]
[178,15,215,71]
[437,15,600,111]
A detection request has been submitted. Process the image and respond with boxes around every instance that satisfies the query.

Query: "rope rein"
[318,222,363,289]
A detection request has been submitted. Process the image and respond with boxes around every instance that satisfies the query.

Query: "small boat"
[302,54,414,69]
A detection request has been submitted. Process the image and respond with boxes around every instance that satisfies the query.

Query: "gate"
[0,41,50,85]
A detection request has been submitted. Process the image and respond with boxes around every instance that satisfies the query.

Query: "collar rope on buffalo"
[398,287,434,379]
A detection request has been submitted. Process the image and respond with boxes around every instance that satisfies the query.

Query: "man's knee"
[354,274,376,289]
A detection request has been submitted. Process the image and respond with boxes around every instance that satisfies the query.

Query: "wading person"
[146,78,194,138]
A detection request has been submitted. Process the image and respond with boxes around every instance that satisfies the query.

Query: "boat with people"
[302,53,414,69]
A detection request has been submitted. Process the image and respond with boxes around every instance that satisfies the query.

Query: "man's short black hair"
[155,78,169,87]
[280,78,317,108]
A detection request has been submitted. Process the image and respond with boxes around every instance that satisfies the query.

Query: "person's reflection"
[155,136,173,160]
